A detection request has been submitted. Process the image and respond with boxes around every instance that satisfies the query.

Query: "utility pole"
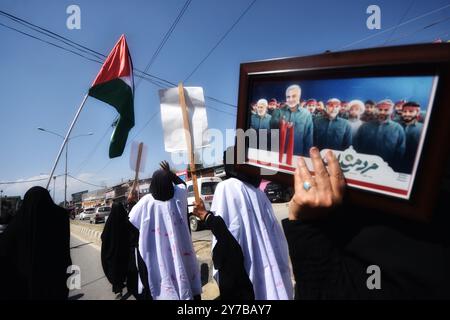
[0,190,3,218]
[37,128,92,208]
[53,176,56,201]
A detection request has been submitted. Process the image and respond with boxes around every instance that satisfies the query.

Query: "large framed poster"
[235,43,450,221]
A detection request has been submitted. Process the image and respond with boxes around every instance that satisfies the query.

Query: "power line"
[0,174,64,185]
[206,104,236,117]
[382,0,416,45]
[0,10,106,60]
[0,9,238,180]
[72,123,112,175]
[338,3,450,50]
[135,0,192,88]
[67,174,106,188]
[183,0,257,82]
[0,22,103,64]
[93,98,237,177]
[0,9,236,109]
[384,16,450,45]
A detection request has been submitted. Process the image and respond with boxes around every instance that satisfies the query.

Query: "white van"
[79,207,96,220]
[186,176,222,232]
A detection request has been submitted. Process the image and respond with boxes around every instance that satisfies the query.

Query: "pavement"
[68,234,131,300]
[68,201,290,300]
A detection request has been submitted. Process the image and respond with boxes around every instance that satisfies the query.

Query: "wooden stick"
[178,83,200,204]
[132,142,143,200]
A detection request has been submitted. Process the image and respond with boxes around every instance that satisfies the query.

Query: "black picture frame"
[235,43,450,221]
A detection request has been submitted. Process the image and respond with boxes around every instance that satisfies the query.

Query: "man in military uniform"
[305,99,318,118]
[401,101,423,173]
[313,98,352,151]
[354,99,406,172]
[270,84,313,158]
[250,99,272,151]
[361,99,377,122]
[250,98,271,130]
[391,100,406,124]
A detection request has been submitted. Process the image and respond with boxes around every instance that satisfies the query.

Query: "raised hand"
[289,147,346,221]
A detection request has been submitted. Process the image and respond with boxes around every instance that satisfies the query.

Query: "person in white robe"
[193,149,294,300]
[129,162,202,300]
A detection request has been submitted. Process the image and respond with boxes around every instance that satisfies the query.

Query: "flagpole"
[46,93,89,189]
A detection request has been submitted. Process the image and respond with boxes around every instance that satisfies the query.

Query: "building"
[0,195,22,221]
[71,190,88,211]
[78,177,153,209]
[81,188,109,209]
[186,164,225,180]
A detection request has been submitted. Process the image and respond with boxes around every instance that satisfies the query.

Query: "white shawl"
[129,184,202,300]
[211,178,294,300]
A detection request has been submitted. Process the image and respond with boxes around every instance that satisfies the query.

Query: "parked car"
[90,206,111,224]
[79,207,96,220]
[264,182,293,203]
[186,177,222,232]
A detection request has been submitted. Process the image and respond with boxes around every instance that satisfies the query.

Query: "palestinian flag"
[88,34,134,158]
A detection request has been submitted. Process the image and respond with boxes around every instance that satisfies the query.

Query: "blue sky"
[0,0,449,202]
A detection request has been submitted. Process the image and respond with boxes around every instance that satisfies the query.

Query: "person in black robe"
[283,146,450,299]
[101,201,151,300]
[193,202,255,300]
[0,186,72,300]
[192,148,261,300]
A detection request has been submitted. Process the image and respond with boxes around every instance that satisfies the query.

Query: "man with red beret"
[354,99,406,172]
[313,98,352,151]
[305,99,318,118]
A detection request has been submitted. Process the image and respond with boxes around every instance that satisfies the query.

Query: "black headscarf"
[223,147,261,188]
[150,169,174,201]
[0,186,72,300]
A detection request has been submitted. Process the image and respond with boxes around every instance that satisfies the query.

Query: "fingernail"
[327,150,334,159]
[310,147,319,156]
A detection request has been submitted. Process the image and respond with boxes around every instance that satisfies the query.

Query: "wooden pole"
[132,142,143,200]
[178,83,200,204]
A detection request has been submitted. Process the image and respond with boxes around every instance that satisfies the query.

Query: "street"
[68,235,134,300]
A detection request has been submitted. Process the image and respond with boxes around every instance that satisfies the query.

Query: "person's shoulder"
[360,120,374,129]
[390,120,404,131]
[315,115,327,123]
[220,177,242,187]
[299,107,311,116]
[134,194,154,208]
[175,183,187,191]
[219,178,248,193]
[173,184,187,198]
[338,117,351,127]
